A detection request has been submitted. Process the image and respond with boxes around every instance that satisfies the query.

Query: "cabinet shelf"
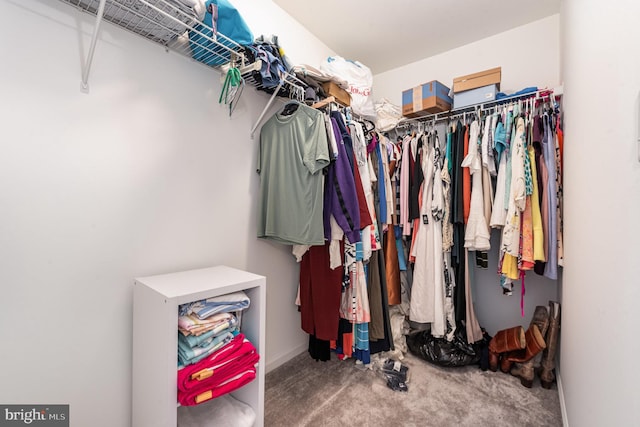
[133,265,266,427]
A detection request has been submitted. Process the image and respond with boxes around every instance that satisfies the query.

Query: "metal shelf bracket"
[80,0,107,93]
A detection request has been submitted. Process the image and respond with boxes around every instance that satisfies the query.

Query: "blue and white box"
[453,84,498,109]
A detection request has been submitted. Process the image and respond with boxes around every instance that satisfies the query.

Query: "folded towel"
[179,317,237,347]
[178,312,233,333]
[179,291,250,319]
[178,332,234,367]
[178,339,258,392]
[177,367,257,406]
[177,334,257,391]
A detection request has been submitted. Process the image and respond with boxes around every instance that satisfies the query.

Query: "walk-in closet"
[0,1,638,427]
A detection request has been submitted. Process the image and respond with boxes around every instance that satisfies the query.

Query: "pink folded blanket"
[177,334,259,392]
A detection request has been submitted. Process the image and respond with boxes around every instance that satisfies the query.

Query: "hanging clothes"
[451,122,467,323]
[461,120,491,251]
[501,116,527,257]
[260,90,565,360]
[323,116,361,244]
[299,243,343,342]
[542,113,559,279]
[257,103,330,245]
[410,135,446,336]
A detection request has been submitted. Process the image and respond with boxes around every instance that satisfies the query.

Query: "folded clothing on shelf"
[189,0,254,66]
[178,367,257,406]
[179,316,237,347]
[178,331,235,367]
[177,333,258,392]
[179,291,250,319]
[178,312,235,336]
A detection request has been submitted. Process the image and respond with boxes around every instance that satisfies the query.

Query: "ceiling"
[273,0,560,74]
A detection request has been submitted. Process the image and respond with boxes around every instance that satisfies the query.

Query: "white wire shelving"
[58,0,307,104]
[60,0,245,91]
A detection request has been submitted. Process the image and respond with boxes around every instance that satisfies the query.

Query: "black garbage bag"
[407,325,491,368]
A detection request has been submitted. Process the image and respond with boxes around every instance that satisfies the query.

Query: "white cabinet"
[132,266,266,427]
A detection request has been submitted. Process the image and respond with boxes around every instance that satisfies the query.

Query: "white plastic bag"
[320,56,375,118]
[374,98,403,131]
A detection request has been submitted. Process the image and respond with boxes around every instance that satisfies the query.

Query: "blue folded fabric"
[179,291,250,319]
[179,316,238,349]
[495,86,538,100]
[178,331,234,366]
[189,0,254,66]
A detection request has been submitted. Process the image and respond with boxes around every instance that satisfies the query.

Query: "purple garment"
[542,114,558,279]
[330,111,354,171]
[367,132,377,154]
[323,118,361,243]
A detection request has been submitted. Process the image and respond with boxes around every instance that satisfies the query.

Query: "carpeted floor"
[265,350,562,427]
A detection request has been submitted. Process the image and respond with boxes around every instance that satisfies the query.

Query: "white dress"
[461,120,491,251]
[409,137,446,337]
[501,117,527,256]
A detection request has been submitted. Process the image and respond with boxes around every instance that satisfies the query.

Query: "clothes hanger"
[311,96,335,110]
[281,84,301,116]
[363,119,376,133]
[281,90,300,116]
[219,66,245,117]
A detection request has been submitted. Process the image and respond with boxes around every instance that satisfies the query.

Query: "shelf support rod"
[80,0,107,93]
[250,80,285,139]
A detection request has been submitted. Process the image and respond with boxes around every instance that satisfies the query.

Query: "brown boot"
[488,326,526,372]
[540,301,561,389]
[507,306,550,384]
[500,325,546,379]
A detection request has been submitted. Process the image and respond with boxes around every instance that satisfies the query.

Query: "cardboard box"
[453,67,501,93]
[321,81,351,107]
[453,84,498,109]
[402,80,452,118]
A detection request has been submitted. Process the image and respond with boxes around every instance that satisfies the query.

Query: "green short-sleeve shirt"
[257,104,330,245]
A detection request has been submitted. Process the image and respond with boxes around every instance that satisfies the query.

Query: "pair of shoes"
[380,359,409,392]
[539,301,561,389]
[494,324,546,385]
[488,313,547,384]
[507,305,550,388]
[488,326,526,372]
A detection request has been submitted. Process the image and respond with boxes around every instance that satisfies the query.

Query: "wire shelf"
[60,0,246,70]
[60,0,307,95]
[58,0,309,133]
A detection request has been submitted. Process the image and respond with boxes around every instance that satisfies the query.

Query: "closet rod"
[397,88,561,128]
[80,0,106,93]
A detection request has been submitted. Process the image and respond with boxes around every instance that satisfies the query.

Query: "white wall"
[561,1,640,425]
[373,15,561,335]
[233,0,332,67]
[374,14,560,104]
[0,1,333,425]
